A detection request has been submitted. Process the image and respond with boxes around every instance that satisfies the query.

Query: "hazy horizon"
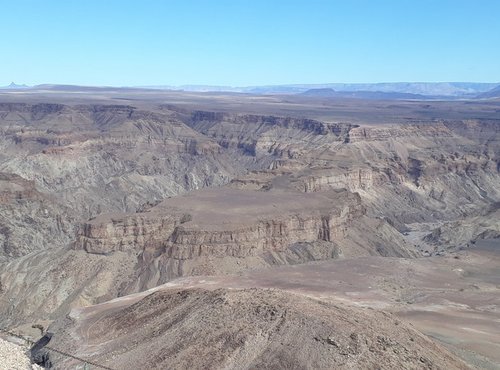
[3,81,500,89]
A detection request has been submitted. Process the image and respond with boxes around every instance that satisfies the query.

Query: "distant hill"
[300,88,338,96]
[0,82,29,89]
[477,85,500,99]
[301,88,428,100]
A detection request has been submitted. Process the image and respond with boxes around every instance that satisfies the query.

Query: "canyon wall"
[0,102,498,327]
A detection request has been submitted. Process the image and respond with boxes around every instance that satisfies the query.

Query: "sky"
[1,0,499,86]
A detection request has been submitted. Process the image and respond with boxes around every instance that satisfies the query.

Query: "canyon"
[0,87,498,369]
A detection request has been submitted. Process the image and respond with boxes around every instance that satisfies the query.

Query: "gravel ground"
[0,338,42,370]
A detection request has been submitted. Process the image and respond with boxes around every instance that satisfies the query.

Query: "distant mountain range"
[477,85,500,99]
[2,82,500,99]
[138,82,500,98]
[300,88,428,100]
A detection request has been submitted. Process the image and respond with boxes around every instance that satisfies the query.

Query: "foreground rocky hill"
[41,288,467,369]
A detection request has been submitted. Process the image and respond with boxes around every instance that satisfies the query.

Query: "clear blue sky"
[1,0,499,86]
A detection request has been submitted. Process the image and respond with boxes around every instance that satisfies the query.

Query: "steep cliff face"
[75,189,367,264]
[300,169,374,192]
[347,122,454,142]
[443,118,500,143]
[189,111,355,138]
[187,111,355,161]
[78,214,180,255]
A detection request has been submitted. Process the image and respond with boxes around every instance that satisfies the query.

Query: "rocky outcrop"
[165,211,356,259]
[0,173,39,203]
[187,112,356,160]
[75,189,365,261]
[347,122,454,142]
[77,214,180,255]
[0,102,65,118]
[190,111,356,137]
[300,169,374,192]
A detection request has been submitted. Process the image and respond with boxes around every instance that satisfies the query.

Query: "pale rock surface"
[0,338,41,370]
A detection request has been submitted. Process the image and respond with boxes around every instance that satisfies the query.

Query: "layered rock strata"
[76,188,365,261]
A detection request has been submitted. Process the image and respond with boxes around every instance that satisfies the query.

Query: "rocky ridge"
[43,288,468,370]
